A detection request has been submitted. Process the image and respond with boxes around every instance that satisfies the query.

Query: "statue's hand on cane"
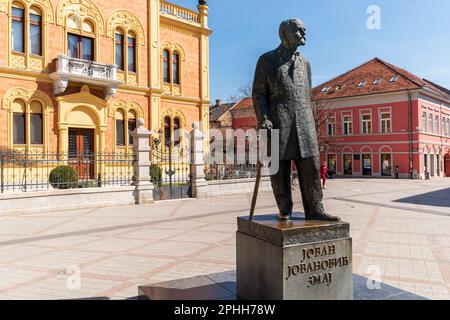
[260,119,274,131]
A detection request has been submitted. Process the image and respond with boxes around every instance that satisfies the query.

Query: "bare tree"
[311,99,343,153]
[228,83,253,102]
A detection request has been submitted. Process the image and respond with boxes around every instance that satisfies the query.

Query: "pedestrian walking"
[320,161,328,189]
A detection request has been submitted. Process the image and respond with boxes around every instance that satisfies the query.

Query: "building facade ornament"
[56,0,105,36]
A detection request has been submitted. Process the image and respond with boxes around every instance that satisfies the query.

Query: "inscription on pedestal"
[285,240,351,292]
[237,216,353,300]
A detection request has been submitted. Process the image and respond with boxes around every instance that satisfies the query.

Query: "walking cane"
[249,160,262,220]
[249,131,265,220]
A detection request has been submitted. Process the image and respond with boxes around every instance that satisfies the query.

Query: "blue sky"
[177,0,450,102]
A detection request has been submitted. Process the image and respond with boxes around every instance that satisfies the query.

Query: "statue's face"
[282,20,307,48]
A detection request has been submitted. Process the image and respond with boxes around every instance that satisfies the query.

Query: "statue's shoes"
[307,213,341,222]
[279,215,291,222]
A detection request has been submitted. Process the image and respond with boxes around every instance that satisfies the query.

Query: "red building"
[312,58,450,179]
[210,97,257,132]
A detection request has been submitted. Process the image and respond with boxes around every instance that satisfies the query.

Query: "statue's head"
[279,19,306,49]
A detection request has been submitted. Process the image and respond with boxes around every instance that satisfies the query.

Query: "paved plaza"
[0,178,450,300]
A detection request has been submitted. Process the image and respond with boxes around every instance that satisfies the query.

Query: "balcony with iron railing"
[49,55,123,99]
[160,1,201,25]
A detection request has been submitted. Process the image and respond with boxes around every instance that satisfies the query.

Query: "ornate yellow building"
[0,0,211,162]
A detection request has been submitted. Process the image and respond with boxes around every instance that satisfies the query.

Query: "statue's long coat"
[252,45,319,160]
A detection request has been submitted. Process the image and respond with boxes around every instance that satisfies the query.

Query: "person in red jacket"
[320,161,328,189]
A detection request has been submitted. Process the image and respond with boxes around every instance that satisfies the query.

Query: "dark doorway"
[445,154,450,177]
[68,128,95,180]
[343,154,353,175]
[327,154,337,175]
[381,154,392,177]
[362,154,372,176]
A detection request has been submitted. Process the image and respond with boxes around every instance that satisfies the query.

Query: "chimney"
[216,99,222,107]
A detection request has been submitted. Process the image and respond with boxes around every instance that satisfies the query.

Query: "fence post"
[190,122,208,198]
[132,118,154,204]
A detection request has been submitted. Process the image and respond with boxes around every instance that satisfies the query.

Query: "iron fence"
[151,142,192,201]
[0,149,135,194]
[204,163,258,181]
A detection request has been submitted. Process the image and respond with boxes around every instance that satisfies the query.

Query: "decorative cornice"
[55,85,108,108]
[2,87,53,112]
[108,99,145,119]
[161,108,187,126]
[160,41,186,61]
[161,18,201,37]
[161,95,203,105]
[107,10,146,46]
[117,86,148,95]
[0,66,52,82]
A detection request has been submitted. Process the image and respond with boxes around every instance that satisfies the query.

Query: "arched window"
[115,30,124,70]
[82,20,94,33]
[67,16,95,61]
[30,101,43,144]
[173,117,181,146]
[12,99,43,145]
[29,7,42,56]
[163,50,170,83]
[128,110,136,145]
[164,116,171,146]
[173,51,180,84]
[127,32,136,73]
[115,109,138,148]
[13,100,26,144]
[115,109,125,146]
[11,2,25,53]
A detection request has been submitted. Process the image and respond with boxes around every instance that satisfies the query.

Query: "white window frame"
[422,110,427,132]
[442,117,446,136]
[360,111,372,135]
[435,114,439,135]
[447,118,450,136]
[342,113,353,135]
[327,116,336,136]
[429,113,434,134]
[380,110,392,134]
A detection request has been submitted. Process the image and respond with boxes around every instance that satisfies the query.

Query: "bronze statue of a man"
[252,18,340,222]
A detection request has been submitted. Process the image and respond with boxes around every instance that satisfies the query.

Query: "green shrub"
[49,166,79,189]
[205,172,215,181]
[150,165,162,186]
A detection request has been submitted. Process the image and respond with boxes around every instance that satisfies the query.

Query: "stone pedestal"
[236,215,353,300]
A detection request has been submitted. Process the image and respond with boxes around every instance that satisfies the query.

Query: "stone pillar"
[191,123,208,198]
[59,127,68,155]
[198,2,212,152]
[132,118,154,204]
[148,0,162,134]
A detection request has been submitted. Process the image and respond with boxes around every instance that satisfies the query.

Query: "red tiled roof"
[312,58,450,100]
[209,97,254,122]
[232,97,253,110]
